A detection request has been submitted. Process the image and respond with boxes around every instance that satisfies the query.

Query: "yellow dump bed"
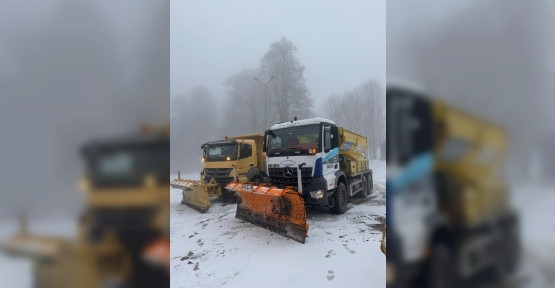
[433,101,509,227]
[338,127,369,175]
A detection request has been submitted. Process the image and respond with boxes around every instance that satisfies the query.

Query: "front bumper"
[303,176,332,207]
[204,177,234,194]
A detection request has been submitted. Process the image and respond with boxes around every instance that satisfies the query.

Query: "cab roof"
[270,117,335,130]
[201,139,237,149]
[386,76,427,95]
[81,132,168,156]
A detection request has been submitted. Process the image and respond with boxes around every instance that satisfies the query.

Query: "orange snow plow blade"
[142,237,170,271]
[225,181,309,243]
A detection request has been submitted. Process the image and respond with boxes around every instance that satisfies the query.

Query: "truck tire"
[222,187,234,201]
[494,219,520,280]
[427,243,458,288]
[331,182,349,214]
[368,174,373,195]
[356,176,369,198]
[250,175,263,186]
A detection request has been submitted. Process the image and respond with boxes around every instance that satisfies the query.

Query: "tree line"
[171,38,385,172]
[320,79,385,160]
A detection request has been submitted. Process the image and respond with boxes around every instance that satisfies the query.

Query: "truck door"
[322,125,339,190]
[238,142,255,181]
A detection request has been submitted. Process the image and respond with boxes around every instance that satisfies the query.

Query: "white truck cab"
[263,117,373,213]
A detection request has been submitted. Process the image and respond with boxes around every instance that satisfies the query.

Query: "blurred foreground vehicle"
[386,80,520,287]
[171,133,265,212]
[1,124,170,288]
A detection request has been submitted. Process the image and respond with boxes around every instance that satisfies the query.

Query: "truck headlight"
[310,190,324,199]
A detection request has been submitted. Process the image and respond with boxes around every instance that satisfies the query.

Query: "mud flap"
[226,182,309,244]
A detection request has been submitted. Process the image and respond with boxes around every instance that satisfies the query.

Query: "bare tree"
[260,38,314,125]
[321,79,385,160]
[221,69,265,136]
[320,94,344,124]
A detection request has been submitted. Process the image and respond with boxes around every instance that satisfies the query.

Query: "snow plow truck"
[171,134,266,212]
[1,124,170,288]
[225,117,374,243]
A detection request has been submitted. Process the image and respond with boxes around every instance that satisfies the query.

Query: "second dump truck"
[226,117,373,243]
[171,134,265,212]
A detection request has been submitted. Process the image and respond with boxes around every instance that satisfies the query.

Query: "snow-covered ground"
[473,183,555,288]
[506,184,555,288]
[170,160,386,288]
[1,160,551,287]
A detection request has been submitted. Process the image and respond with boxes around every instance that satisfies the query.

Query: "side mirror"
[324,127,331,152]
[263,130,269,153]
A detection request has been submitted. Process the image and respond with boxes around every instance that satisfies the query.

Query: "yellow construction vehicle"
[171,134,265,212]
[1,124,170,288]
[386,81,520,287]
[226,117,373,243]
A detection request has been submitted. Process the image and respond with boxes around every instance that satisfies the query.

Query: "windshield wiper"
[269,148,286,152]
[287,146,305,150]
[270,146,306,152]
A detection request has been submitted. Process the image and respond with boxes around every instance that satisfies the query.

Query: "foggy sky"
[387,0,473,82]
[0,0,169,218]
[171,0,386,107]
[387,0,555,181]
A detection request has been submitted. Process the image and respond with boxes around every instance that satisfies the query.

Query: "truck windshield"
[86,143,169,188]
[204,145,238,161]
[268,125,320,151]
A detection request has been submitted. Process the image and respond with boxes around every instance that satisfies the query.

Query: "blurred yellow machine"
[1,124,170,288]
[386,82,520,287]
[171,134,266,212]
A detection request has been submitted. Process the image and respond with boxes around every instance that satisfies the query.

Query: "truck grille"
[204,168,233,178]
[268,167,313,190]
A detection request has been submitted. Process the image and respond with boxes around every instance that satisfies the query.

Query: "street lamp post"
[254,76,274,129]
